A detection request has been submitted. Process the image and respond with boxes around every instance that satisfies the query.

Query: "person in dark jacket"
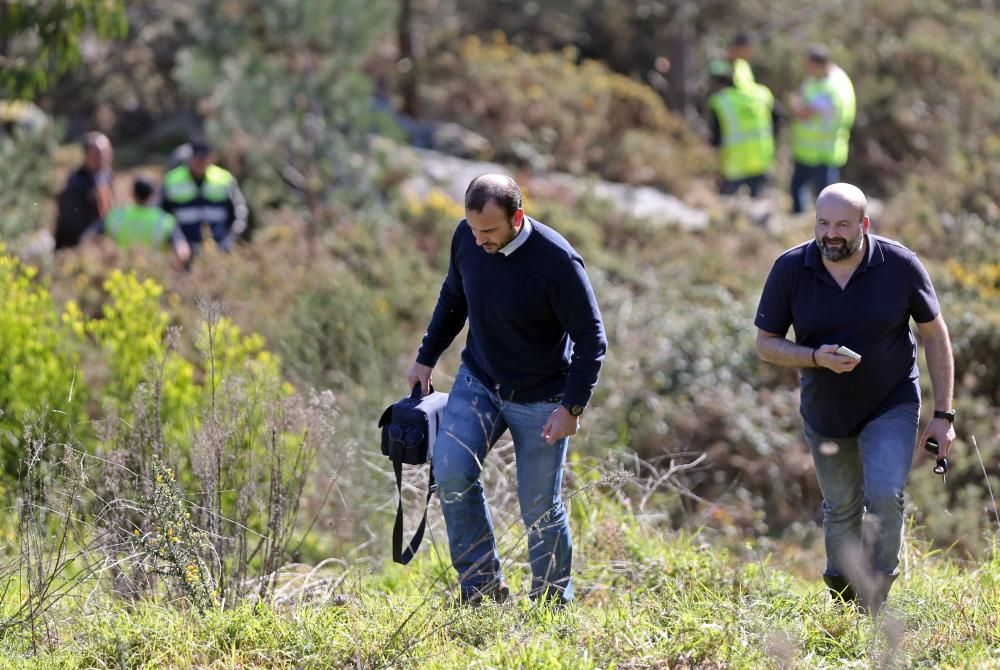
[54,132,114,250]
[408,174,608,606]
[160,139,247,251]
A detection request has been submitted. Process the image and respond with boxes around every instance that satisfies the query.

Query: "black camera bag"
[378,384,448,564]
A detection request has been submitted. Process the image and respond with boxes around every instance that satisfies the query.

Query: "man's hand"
[815,344,861,374]
[541,406,579,445]
[918,417,956,459]
[407,361,433,396]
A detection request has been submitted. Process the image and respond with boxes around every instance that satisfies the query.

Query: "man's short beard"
[819,229,864,262]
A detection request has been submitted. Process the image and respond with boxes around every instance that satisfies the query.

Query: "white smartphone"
[835,345,862,361]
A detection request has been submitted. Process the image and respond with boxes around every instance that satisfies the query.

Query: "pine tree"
[173,0,398,238]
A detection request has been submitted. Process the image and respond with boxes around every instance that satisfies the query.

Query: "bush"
[935,260,1000,404]
[1,253,290,486]
[83,270,193,412]
[0,120,58,245]
[418,35,713,193]
[0,249,85,481]
[280,271,402,392]
[591,281,814,530]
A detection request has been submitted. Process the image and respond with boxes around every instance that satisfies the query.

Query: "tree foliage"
[172,0,398,233]
[0,116,57,243]
[0,0,126,99]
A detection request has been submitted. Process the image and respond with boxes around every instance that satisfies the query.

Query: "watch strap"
[933,409,956,423]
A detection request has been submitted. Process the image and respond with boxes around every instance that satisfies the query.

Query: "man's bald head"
[465,173,522,220]
[82,131,112,173]
[814,183,869,263]
[817,183,867,223]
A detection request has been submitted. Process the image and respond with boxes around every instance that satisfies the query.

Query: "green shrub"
[280,269,402,392]
[84,270,194,409]
[394,187,465,273]
[131,456,218,614]
[0,115,57,244]
[934,260,1000,404]
[418,36,713,193]
[0,249,85,481]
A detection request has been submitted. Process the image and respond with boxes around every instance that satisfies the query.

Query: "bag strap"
[409,382,435,401]
[392,458,436,565]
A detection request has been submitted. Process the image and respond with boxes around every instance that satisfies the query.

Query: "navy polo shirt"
[754,234,939,438]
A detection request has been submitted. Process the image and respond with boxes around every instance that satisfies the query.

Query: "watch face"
[569,405,584,417]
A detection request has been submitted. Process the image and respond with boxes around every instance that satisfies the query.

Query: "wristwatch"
[568,404,585,417]
[933,409,956,423]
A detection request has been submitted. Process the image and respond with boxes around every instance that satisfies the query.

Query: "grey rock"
[383,139,709,231]
[529,173,709,231]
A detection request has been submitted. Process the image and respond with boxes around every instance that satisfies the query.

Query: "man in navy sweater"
[408,174,607,605]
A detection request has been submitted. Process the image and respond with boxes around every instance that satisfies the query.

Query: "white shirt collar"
[498,217,533,256]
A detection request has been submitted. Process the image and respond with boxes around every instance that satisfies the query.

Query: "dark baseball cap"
[190,138,212,156]
[806,44,831,64]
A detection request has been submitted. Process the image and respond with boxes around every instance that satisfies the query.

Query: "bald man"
[55,132,114,249]
[754,183,955,612]
[408,174,607,606]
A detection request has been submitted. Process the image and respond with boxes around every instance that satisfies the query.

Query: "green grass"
[3,516,998,669]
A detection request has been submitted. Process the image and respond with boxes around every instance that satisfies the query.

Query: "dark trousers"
[719,174,767,198]
[790,162,840,213]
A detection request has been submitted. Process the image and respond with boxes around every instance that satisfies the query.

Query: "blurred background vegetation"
[1,0,999,600]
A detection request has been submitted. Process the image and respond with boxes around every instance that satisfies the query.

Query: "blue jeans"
[802,402,919,579]
[432,364,573,602]
[790,162,840,213]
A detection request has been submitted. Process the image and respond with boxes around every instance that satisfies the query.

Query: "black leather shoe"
[823,574,857,604]
[456,581,510,607]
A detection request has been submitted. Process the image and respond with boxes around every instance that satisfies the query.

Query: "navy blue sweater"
[417,217,607,409]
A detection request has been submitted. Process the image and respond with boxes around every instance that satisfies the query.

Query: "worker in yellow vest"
[707,59,776,198]
[789,45,857,213]
[92,176,191,269]
[160,138,248,251]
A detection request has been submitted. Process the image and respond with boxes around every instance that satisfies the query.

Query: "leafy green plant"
[0,0,126,98]
[0,120,58,245]
[81,270,199,440]
[0,249,84,482]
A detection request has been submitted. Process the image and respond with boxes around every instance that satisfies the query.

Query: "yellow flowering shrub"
[1,253,289,487]
[0,249,86,480]
[946,259,1000,301]
[87,271,171,401]
[89,272,287,438]
[195,316,282,396]
[398,188,465,270]
[86,270,199,433]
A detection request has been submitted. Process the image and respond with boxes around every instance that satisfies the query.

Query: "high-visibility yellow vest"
[709,84,775,180]
[163,164,234,204]
[105,204,177,249]
[732,58,756,91]
[162,164,236,241]
[791,67,856,167]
